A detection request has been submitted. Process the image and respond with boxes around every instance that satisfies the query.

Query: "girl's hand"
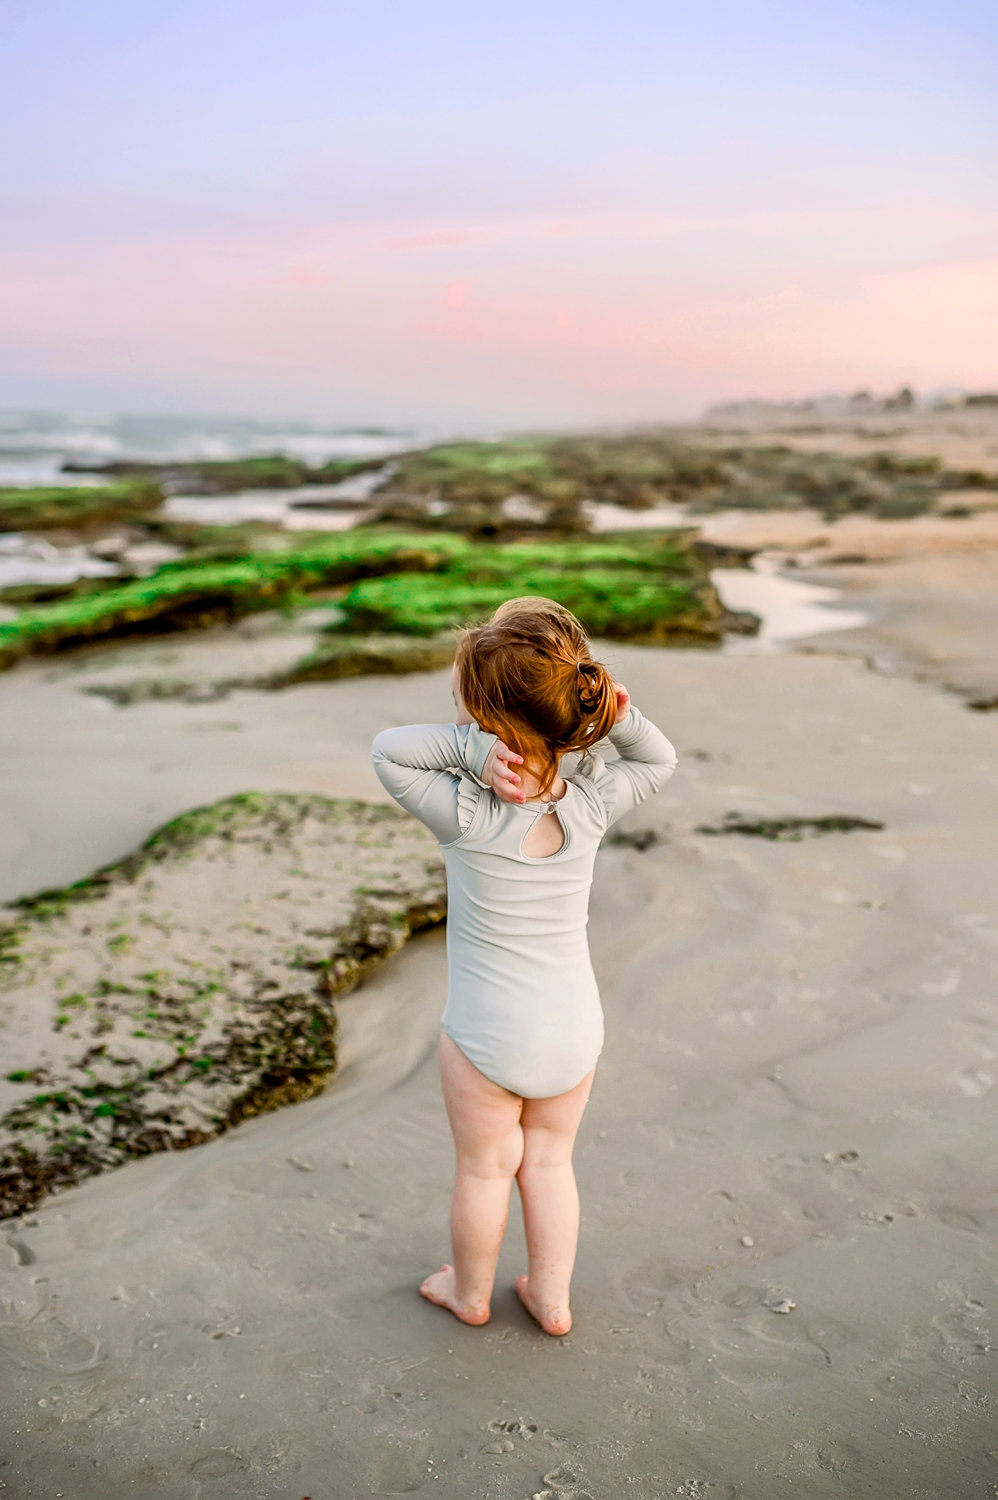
[613,682,631,724]
[484,740,525,803]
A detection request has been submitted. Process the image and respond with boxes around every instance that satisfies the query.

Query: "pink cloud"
[285,263,328,288]
[2,214,995,423]
[381,228,491,251]
[442,278,471,312]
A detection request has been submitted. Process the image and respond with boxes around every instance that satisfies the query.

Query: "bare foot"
[515,1274,572,1336]
[419,1265,491,1326]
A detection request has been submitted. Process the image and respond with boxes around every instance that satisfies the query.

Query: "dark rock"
[696,813,885,841]
[607,828,661,851]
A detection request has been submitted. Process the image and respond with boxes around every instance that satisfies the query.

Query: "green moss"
[340,570,713,641]
[396,440,558,498]
[0,478,164,532]
[0,529,470,669]
[866,451,941,476]
[376,432,965,531]
[391,436,728,512]
[273,633,457,686]
[0,525,726,668]
[62,454,376,494]
[173,455,313,490]
[336,534,720,642]
[0,576,120,608]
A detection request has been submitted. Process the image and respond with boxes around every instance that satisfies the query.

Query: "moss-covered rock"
[78,634,460,704]
[337,535,725,643]
[62,454,377,494]
[0,531,470,670]
[271,632,458,685]
[378,435,728,532]
[0,529,735,669]
[696,813,885,840]
[0,478,164,533]
[0,792,446,1218]
[374,433,972,531]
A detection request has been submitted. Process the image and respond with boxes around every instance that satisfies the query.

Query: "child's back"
[369,597,677,1335]
[372,706,677,1097]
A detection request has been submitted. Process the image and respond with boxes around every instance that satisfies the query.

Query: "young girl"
[371,597,677,1335]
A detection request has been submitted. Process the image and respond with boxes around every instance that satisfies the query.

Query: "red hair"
[455,596,618,797]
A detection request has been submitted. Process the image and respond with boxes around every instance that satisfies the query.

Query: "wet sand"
[695,404,998,474]
[801,552,998,706]
[2,622,997,1496]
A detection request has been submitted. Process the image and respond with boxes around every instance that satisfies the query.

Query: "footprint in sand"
[1,1235,36,1267]
[28,1318,105,1376]
[189,1449,244,1479]
[950,1066,995,1097]
[532,1464,596,1500]
[487,1415,538,1438]
[481,1414,539,1453]
[930,1284,992,1362]
[371,1437,433,1495]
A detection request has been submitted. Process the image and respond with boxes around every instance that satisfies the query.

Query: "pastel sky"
[2,0,995,425]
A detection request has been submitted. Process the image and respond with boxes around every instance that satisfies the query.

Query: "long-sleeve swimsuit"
[371,707,678,1098]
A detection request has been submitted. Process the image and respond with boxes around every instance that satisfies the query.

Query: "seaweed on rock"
[60,454,378,494]
[0,528,733,668]
[373,433,977,531]
[0,478,164,533]
[0,531,469,669]
[0,792,447,1218]
[336,535,725,643]
[78,634,460,704]
[696,813,885,840]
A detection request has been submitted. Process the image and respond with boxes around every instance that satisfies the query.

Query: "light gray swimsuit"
[371,707,678,1097]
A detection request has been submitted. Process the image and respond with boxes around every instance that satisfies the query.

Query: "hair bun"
[576,660,604,712]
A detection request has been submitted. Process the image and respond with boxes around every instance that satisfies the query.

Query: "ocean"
[0,410,439,488]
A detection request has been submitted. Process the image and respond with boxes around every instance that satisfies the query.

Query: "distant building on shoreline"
[704,387,995,420]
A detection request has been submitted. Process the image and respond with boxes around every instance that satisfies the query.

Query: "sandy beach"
[6,0,996,1483]
[2,543,997,1496]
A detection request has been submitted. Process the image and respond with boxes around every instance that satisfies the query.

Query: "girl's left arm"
[371,722,500,842]
[599,706,678,826]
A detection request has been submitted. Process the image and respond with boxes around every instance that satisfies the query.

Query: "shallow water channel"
[161,464,391,530]
[712,552,869,652]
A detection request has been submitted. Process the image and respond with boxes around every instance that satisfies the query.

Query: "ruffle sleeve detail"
[569,749,615,827]
[455,771,485,834]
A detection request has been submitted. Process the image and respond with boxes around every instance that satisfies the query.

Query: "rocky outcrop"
[0,479,163,533]
[0,793,446,1219]
[0,533,464,671]
[60,455,378,494]
[78,633,460,705]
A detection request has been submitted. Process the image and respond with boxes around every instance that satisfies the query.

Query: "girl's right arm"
[371,722,502,843]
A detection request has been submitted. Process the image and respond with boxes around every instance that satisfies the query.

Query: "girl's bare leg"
[420,1031,525,1326]
[514,1067,595,1336]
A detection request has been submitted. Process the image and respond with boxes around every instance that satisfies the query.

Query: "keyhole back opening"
[521,808,566,860]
